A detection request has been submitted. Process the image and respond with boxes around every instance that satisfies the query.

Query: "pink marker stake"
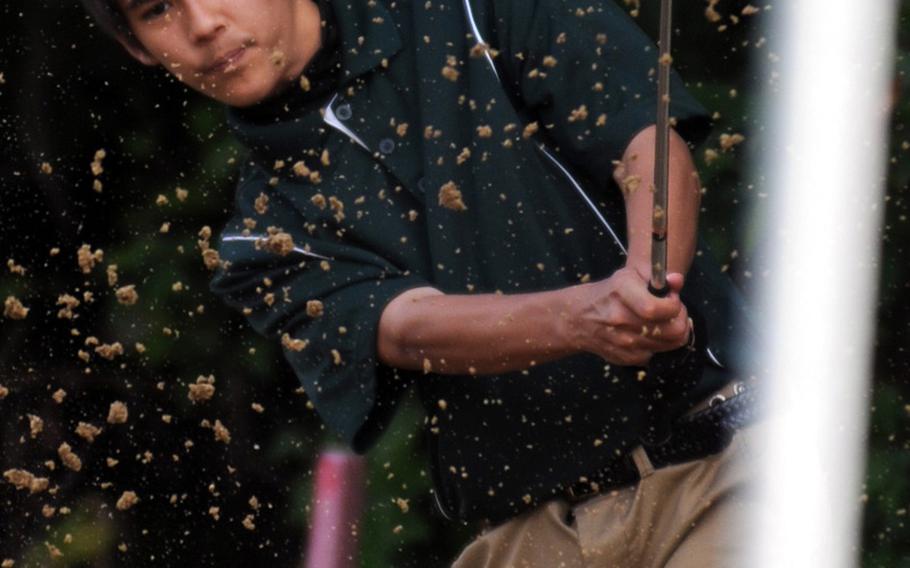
[304,450,367,568]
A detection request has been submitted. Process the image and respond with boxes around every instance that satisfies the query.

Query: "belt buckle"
[709,380,749,408]
[688,380,748,417]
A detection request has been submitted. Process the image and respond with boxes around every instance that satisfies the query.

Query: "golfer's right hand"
[564,266,691,367]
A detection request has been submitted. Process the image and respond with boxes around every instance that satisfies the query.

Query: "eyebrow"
[125,0,156,12]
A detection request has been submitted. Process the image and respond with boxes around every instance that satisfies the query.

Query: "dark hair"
[80,0,141,48]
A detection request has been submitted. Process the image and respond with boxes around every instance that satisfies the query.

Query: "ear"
[116,35,160,66]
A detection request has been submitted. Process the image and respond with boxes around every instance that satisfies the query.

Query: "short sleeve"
[488,0,711,185]
[209,165,431,453]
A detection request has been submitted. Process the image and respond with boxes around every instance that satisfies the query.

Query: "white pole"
[750,2,898,567]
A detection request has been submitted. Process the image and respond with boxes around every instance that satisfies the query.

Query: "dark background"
[1,1,908,566]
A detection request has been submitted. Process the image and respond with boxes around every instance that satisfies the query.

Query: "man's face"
[117,0,322,107]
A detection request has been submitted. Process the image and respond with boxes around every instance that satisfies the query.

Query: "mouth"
[206,47,247,74]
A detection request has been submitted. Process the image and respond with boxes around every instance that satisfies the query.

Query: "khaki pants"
[451,423,762,568]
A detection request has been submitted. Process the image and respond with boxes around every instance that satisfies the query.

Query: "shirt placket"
[322,90,427,207]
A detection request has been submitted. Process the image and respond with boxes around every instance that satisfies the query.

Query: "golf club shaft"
[650,0,673,298]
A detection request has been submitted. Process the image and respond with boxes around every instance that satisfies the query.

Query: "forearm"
[378,128,703,377]
[377,286,582,376]
[616,126,702,278]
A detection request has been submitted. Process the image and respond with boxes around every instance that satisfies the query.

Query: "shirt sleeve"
[209,164,431,453]
[487,0,712,186]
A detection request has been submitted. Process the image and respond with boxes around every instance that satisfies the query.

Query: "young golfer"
[81,1,758,565]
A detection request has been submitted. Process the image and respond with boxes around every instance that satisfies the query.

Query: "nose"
[182,0,226,44]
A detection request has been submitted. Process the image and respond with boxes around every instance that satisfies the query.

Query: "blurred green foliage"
[0,1,907,566]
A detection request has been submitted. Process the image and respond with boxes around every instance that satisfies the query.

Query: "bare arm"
[614,125,702,279]
[378,267,690,375]
[377,285,581,376]
[378,127,701,376]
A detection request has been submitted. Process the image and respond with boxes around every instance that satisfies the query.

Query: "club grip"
[648,281,670,298]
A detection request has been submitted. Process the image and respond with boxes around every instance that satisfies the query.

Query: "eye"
[141,1,173,21]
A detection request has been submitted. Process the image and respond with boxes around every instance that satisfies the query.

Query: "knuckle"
[604,309,626,328]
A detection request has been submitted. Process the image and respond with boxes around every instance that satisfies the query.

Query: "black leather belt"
[563,381,759,504]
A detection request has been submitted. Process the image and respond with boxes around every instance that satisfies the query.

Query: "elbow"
[377,311,404,368]
[377,285,444,368]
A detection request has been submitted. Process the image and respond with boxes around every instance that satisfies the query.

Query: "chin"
[208,81,272,108]
[219,90,268,108]
[191,61,292,107]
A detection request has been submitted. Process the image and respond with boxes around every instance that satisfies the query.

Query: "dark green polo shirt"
[212,0,744,521]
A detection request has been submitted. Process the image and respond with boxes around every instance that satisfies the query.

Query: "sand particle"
[75,422,102,443]
[306,300,324,318]
[242,514,256,530]
[115,285,139,306]
[281,333,309,352]
[3,296,29,320]
[213,420,231,444]
[3,469,49,493]
[116,491,139,511]
[58,442,82,472]
[28,414,44,439]
[256,228,295,256]
[187,375,216,403]
[77,245,103,274]
[438,181,467,211]
[107,401,129,424]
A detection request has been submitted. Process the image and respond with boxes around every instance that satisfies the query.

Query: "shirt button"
[335,103,352,121]
[378,138,396,155]
[417,177,430,194]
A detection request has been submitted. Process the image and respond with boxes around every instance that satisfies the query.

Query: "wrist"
[555,283,593,356]
[624,258,651,283]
